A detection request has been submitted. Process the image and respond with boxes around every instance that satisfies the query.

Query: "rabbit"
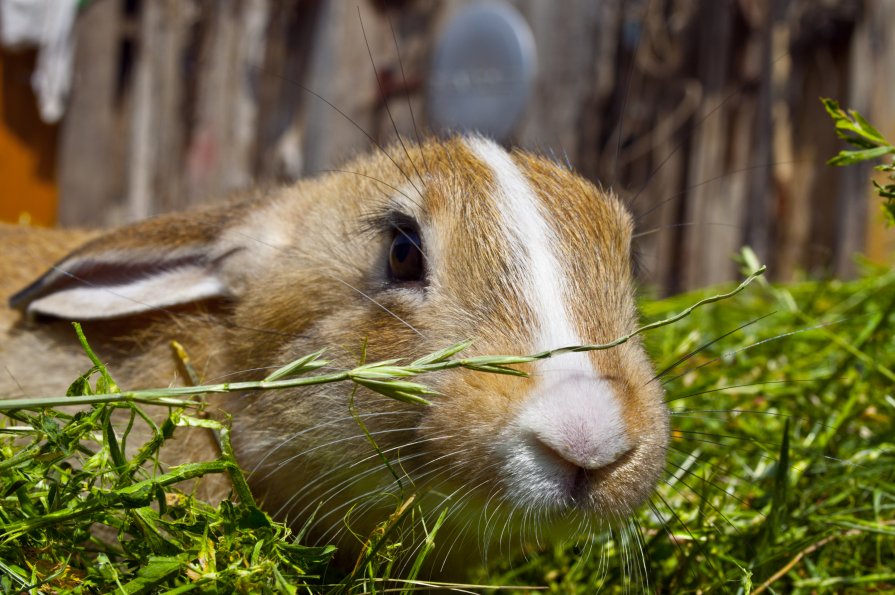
[0,135,669,566]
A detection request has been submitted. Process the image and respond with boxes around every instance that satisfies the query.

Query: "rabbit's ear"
[9,205,250,320]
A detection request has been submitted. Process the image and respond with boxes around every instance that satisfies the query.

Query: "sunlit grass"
[478,255,895,593]
[1,260,893,593]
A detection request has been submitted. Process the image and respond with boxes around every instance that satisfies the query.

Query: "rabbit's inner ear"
[22,263,228,320]
[9,242,234,320]
[9,202,251,321]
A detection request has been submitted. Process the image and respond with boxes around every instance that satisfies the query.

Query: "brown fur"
[0,137,667,565]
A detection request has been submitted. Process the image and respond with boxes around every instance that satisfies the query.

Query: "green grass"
[474,257,895,593]
[1,260,893,593]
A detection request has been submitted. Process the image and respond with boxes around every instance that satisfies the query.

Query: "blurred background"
[1,0,893,295]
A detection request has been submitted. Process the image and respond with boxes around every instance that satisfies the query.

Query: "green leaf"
[873,180,895,199]
[95,373,119,395]
[264,349,329,382]
[461,363,529,377]
[66,369,96,397]
[102,409,126,469]
[827,145,895,166]
[411,340,473,366]
[852,109,888,145]
[119,556,185,594]
[237,505,272,530]
[822,97,890,146]
[824,100,895,229]
[94,553,119,582]
[463,354,536,366]
[351,378,434,405]
[350,365,420,380]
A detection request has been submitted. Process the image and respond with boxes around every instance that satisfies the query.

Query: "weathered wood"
[184,0,271,203]
[299,1,381,176]
[127,0,193,221]
[252,0,324,182]
[681,0,736,288]
[45,0,893,294]
[743,0,774,270]
[57,0,124,226]
[863,0,895,263]
[834,0,873,278]
[513,0,606,158]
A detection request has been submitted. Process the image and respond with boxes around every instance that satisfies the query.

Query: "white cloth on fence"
[0,0,79,123]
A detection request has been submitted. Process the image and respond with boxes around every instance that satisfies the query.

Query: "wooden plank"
[126,0,193,221]
[770,22,796,281]
[513,0,605,161]
[681,0,736,288]
[833,0,873,278]
[368,2,437,154]
[791,3,855,277]
[252,0,324,182]
[184,0,271,203]
[863,0,895,264]
[616,2,700,295]
[57,0,123,227]
[299,1,382,176]
[742,0,775,272]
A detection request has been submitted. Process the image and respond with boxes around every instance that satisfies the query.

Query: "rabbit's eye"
[388,228,425,285]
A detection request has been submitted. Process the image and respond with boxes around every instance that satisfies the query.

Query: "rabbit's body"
[0,136,668,559]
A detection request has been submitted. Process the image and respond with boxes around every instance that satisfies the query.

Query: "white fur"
[465,137,630,506]
[27,266,227,319]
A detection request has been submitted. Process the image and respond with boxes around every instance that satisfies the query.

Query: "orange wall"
[0,48,58,226]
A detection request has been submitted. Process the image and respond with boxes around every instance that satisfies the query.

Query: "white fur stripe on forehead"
[465,137,630,492]
[464,137,586,354]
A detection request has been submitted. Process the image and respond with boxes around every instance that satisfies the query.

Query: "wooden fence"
[4,0,895,294]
